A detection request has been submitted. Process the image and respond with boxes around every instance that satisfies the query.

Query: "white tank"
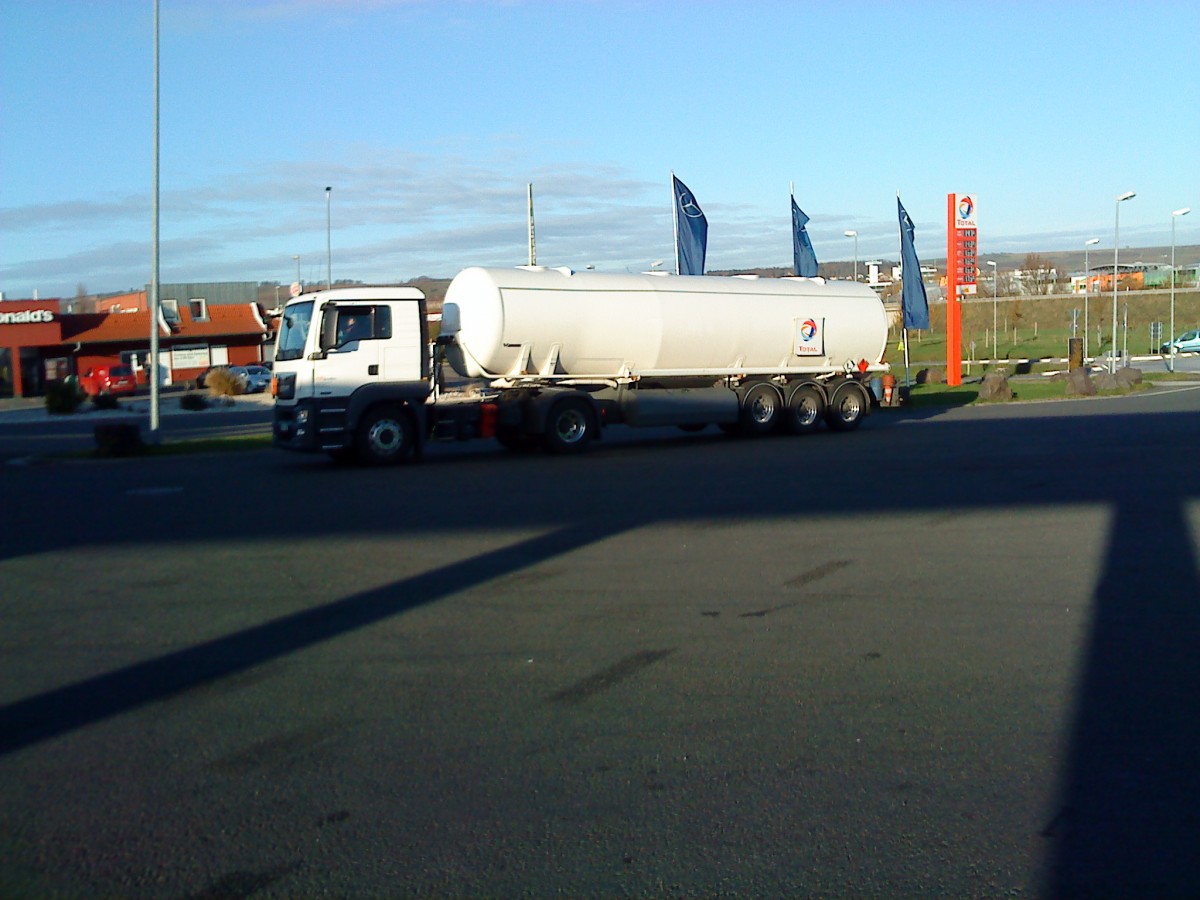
[441,266,889,380]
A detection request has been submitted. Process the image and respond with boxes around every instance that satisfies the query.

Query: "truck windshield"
[276,300,313,361]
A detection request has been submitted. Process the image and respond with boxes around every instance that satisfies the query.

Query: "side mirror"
[440,302,461,335]
[314,304,339,357]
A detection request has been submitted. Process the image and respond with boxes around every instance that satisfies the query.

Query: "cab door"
[314,301,426,398]
[314,304,389,399]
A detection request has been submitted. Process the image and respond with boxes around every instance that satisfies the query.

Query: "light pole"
[1083,238,1099,361]
[293,255,300,286]
[325,186,332,290]
[988,260,998,361]
[844,230,859,282]
[149,0,161,434]
[1169,207,1191,372]
[1111,190,1135,373]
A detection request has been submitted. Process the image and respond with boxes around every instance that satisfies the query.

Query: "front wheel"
[542,398,595,454]
[355,405,415,465]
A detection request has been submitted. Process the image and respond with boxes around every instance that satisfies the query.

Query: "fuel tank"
[441,266,889,380]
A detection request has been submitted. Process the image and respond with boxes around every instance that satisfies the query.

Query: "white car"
[1162,330,1200,355]
[225,365,270,394]
[242,365,272,393]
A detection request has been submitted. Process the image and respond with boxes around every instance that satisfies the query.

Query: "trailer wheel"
[543,397,595,454]
[355,405,415,465]
[825,382,869,432]
[739,383,782,435]
[785,384,825,435]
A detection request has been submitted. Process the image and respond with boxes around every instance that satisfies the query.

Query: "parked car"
[241,365,272,393]
[1161,329,1200,355]
[79,364,137,397]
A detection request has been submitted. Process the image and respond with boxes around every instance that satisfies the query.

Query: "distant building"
[1069,263,1176,294]
[0,283,271,398]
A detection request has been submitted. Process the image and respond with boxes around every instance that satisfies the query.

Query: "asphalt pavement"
[3,382,1200,896]
[0,390,274,461]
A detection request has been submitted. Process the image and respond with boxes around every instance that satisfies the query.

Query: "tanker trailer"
[271,267,891,465]
[439,266,889,449]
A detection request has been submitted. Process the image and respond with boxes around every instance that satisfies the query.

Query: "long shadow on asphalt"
[2,402,1200,894]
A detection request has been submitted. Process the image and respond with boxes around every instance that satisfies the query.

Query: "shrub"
[91,392,119,410]
[179,392,209,411]
[45,379,85,415]
[205,367,245,397]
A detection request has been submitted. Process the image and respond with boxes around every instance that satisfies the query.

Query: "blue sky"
[1,0,1197,299]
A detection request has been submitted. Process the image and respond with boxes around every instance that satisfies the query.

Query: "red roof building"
[1,295,271,398]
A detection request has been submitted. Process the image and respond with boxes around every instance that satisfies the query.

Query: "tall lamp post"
[325,187,332,290]
[1111,190,1136,373]
[987,260,998,360]
[843,230,859,282]
[1169,207,1191,372]
[149,0,161,435]
[1083,238,1099,360]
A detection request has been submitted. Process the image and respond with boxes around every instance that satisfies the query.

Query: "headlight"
[296,408,310,424]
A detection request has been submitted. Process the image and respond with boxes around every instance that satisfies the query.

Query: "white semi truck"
[271,266,890,464]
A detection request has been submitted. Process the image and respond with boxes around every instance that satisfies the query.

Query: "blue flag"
[673,175,707,276]
[898,197,929,330]
[791,197,818,277]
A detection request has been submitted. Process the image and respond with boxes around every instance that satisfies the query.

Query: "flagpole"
[903,327,912,388]
[897,189,916,391]
[671,171,680,275]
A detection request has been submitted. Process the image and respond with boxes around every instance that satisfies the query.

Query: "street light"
[988,261,998,360]
[844,230,859,282]
[1111,190,1136,373]
[325,186,332,290]
[150,0,161,434]
[1169,207,1191,372]
[293,255,300,285]
[1084,238,1100,360]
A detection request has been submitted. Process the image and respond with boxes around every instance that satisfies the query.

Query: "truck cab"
[272,287,432,463]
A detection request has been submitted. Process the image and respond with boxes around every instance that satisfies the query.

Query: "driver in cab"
[337,313,370,345]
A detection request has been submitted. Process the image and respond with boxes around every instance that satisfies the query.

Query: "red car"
[79,364,138,397]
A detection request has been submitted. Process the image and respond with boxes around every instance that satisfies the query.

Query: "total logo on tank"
[795,317,824,356]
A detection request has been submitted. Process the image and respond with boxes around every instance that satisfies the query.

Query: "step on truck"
[271,266,890,465]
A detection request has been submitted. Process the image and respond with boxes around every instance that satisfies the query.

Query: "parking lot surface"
[2,385,1200,896]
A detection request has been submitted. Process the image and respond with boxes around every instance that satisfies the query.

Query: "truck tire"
[355,405,415,465]
[542,397,595,454]
[739,383,782,435]
[784,383,825,435]
[825,382,869,432]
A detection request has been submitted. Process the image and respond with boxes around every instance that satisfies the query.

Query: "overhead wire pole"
[325,187,332,289]
[149,0,161,436]
[527,183,536,265]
